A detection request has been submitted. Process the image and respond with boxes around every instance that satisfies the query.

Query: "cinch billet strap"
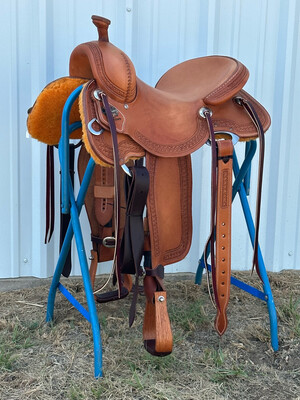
[120,161,149,326]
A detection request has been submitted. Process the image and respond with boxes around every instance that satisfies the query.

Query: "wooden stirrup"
[143,291,173,356]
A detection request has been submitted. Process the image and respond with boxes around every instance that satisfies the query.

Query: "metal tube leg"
[46,158,96,322]
[233,151,279,351]
[68,177,102,378]
[195,256,205,285]
[46,85,102,377]
[46,223,74,322]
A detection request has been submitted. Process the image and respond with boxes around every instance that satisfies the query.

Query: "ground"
[0,270,300,400]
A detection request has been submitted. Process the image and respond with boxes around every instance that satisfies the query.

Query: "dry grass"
[0,271,300,399]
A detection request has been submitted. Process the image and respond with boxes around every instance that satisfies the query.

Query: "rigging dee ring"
[87,118,104,136]
[87,118,133,177]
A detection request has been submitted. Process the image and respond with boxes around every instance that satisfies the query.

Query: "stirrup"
[143,291,173,356]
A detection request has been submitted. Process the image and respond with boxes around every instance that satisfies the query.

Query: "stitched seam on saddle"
[147,155,160,258]
[86,42,133,100]
[213,115,266,134]
[134,118,206,155]
[163,156,192,262]
[220,169,230,208]
[119,51,134,103]
[204,63,248,102]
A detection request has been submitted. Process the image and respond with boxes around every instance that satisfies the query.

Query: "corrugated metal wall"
[1,0,299,278]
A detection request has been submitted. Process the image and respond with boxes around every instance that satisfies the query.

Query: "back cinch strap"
[45,145,55,244]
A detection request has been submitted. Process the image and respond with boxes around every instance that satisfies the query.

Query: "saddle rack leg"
[195,141,279,351]
[46,85,103,378]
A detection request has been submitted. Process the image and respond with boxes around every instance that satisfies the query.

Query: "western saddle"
[27,15,271,357]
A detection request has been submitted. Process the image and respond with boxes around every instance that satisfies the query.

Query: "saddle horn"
[92,15,110,42]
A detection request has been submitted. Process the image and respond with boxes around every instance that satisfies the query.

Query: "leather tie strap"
[202,109,218,307]
[98,92,123,294]
[234,97,265,277]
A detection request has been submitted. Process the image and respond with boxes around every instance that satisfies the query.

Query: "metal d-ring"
[88,118,104,136]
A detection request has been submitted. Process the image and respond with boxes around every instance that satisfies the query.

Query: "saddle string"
[200,108,220,309]
[98,91,123,295]
[234,97,265,279]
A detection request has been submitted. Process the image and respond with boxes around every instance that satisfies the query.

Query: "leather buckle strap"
[214,139,233,335]
[102,237,116,248]
[199,107,234,336]
[91,234,116,248]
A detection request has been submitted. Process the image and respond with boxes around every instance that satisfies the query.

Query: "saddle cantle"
[27,14,271,358]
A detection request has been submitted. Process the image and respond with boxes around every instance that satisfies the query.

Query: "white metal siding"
[1,0,299,278]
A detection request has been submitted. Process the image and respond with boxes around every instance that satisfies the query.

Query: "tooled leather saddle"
[27,15,270,357]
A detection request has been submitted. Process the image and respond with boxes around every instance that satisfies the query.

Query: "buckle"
[102,236,116,248]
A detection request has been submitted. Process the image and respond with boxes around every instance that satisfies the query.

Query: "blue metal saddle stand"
[45,85,279,379]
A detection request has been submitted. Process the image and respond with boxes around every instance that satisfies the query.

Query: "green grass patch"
[168,299,209,331]
[210,366,248,383]
[0,345,18,371]
[203,347,225,367]
[278,295,300,337]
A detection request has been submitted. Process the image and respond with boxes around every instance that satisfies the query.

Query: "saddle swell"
[70,16,136,104]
